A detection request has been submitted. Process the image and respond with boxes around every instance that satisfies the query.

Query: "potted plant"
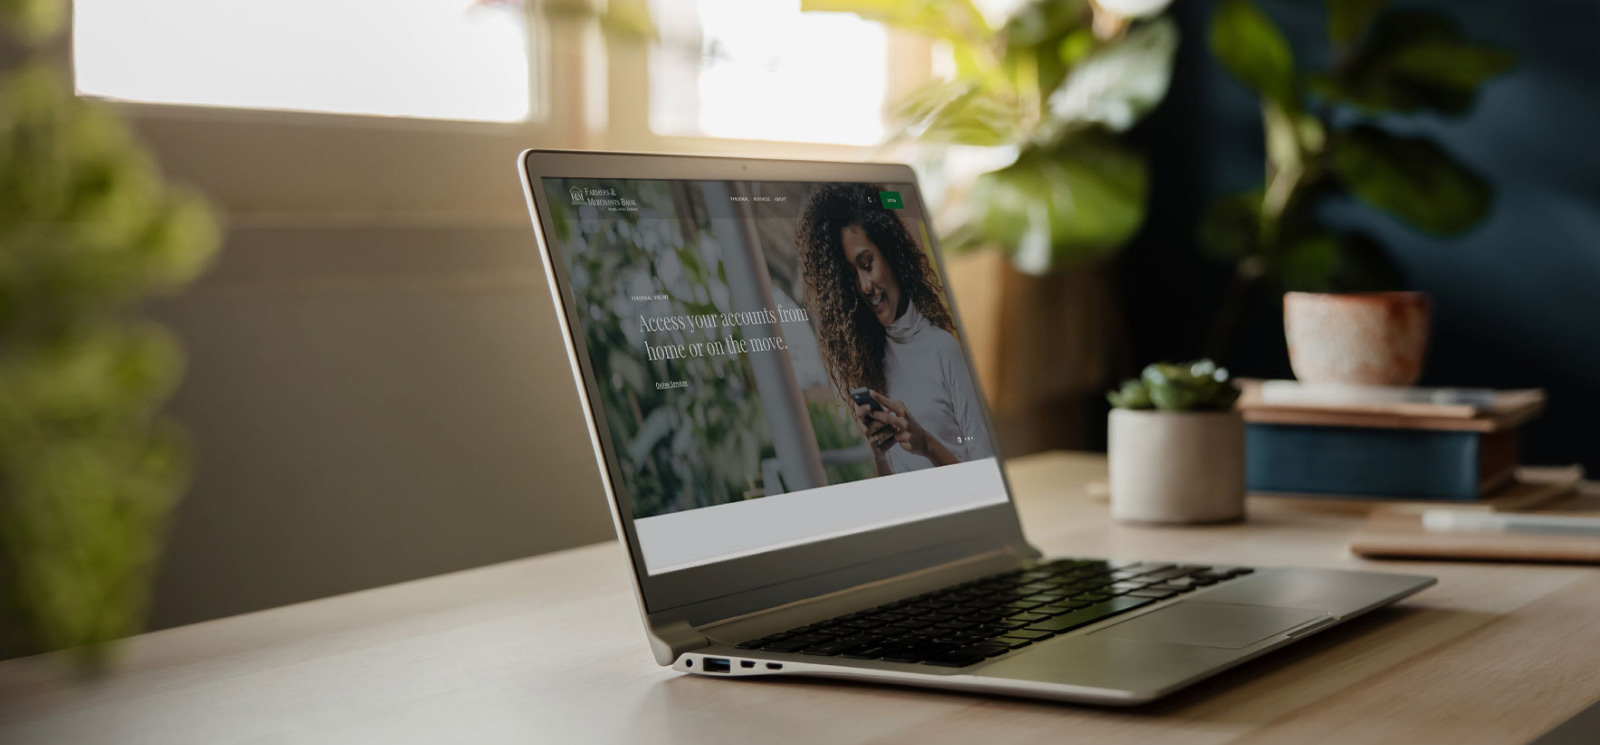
[1198,0,1514,362]
[1,3,219,668]
[1106,361,1243,523]
[803,0,1178,421]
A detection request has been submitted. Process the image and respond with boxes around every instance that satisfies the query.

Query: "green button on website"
[879,190,903,209]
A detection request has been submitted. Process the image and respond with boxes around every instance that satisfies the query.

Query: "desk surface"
[3,451,1598,745]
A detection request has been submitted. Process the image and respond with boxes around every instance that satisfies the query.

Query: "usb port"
[703,658,731,674]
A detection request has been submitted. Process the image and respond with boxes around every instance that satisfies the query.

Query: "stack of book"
[1238,380,1579,512]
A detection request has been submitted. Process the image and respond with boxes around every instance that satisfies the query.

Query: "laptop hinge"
[648,618,708,665]
[1006,538,1044,562]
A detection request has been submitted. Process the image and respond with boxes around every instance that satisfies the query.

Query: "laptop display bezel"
[518,150,1029,618]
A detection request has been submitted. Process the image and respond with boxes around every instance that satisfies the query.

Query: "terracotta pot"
[1284,292,1432,387]
[1108,409,1245,524]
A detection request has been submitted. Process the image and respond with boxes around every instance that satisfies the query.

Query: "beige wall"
[143,221,619,629]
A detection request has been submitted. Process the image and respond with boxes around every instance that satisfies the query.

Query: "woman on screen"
[795,183,993,476]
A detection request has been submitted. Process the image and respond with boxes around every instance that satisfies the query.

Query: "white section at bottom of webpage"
[634,458,1009,575]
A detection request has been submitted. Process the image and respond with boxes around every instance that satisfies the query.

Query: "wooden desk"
[3,452,1598,744]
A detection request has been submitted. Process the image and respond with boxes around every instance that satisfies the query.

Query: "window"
[73,0,532,123]
[647,0,889,145]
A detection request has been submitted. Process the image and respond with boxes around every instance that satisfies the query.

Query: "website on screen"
[542,178,1009,574]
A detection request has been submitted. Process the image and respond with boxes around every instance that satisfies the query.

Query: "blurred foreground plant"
[1,5,218,668]
[1201,0,1514,355]
[805,0,1179,274]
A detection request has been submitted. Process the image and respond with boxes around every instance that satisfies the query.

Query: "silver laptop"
[516,150,1434,705]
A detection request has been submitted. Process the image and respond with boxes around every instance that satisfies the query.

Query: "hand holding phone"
[850,386,884,413]
[850,386,895,449]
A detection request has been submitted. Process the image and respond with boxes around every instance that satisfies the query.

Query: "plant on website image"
[549,179,770,519]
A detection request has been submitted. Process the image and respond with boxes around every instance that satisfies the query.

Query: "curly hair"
[795,183,956,403]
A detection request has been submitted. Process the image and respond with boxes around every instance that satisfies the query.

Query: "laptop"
[516,150,1434,705]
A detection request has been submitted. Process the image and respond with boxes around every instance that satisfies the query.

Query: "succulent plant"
[1108,360,1240,411]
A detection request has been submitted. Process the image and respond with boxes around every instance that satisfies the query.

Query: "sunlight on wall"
[648,0,887,145]
[73,0,531,122]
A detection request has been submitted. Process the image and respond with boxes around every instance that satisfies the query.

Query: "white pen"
[1422,511,1600,538]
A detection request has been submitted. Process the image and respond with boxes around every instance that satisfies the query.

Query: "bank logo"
[566,185,638,209]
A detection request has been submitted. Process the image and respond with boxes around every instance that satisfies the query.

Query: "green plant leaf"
[0,0,67,42]
[1326,0,1390,47]
[812,0,1001,84]
[971,132,1147,273]
[1329,125,1492,234]
[1045,16,1179,132]
[1313,10,1515,115]
[802,0,991,43]
[1001,0,1091,47]
[1198,189,1264,262]
[1268,231,1402,292]
[1278,233,1342,291]
[891,80,1023,147]
[998,0,1092,94]
[1209,0,1296,108]
[1107,379,1152,409]
[1326,231,1403,291]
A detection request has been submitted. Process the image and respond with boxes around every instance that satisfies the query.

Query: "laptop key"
[1106,582,1150,593]
[762,640,812,653]
[1035,602,1090,616]
[993,637,1036,649]
[961,642,1012,656]
[1126,589,1178,600]
[839,647,888,660]
[1007,612,1052,623]
[921,652,989,668]
[880,643,955,663]
[1146,582,1196,593]
[1025,597,1155,634]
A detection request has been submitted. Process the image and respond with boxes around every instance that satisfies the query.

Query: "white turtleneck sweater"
[880,301,994,474]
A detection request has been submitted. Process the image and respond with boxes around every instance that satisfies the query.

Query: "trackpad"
[1091,602,1328,649]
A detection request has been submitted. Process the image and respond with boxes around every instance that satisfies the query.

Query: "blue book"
[1245,424,1518,501]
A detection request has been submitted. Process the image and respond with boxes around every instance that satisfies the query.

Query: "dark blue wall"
[1120,0,1600,472]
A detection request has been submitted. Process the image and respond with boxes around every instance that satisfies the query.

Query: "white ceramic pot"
[1108,409,1245,524]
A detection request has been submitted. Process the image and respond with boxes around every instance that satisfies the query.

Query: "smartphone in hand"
[850,386,884,413]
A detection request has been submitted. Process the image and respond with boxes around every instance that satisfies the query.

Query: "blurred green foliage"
[1108,360,1240,411]
[1,10,219,668]
[1201,0,1514,304]
[804,0,1178,273]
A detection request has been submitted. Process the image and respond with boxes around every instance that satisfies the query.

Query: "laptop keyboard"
[733,559,1254,668]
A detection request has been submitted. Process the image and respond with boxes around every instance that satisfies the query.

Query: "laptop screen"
[541,177,1008,575]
